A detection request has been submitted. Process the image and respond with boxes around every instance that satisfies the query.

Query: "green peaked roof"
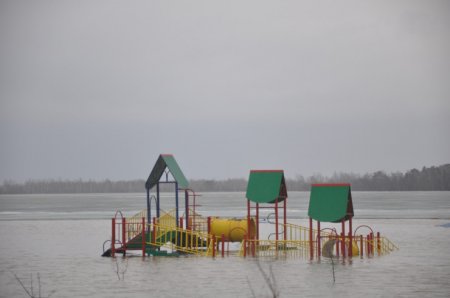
[145,154,189,190]
[246,170,287,203]
[308,184,354,222]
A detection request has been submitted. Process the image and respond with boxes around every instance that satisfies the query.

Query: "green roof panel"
[307,184,354,222]
[145,154,189,190]
[246,170,287,204]
[161,155,189,188]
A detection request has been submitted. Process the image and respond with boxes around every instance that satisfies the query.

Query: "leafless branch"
[12,272,54,298]
[13,273,33,297]
[255,261,279,298]
[113,257,129,281]
[246,276,257,298]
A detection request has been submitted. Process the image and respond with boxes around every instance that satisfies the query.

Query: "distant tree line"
[1,164,449,194]
[286,163,450,191]
[0,179,145,194]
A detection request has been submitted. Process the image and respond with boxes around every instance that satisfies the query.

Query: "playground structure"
[102,154,398,259]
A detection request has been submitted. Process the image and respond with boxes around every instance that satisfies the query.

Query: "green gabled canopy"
[145,154,189,190]
[246,170,287,204]
[308,184,354,222]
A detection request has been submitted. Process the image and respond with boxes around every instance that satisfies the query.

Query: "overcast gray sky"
[1,0,449,182]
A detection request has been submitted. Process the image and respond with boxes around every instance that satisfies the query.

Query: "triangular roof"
[145,154,189,190]
[246,170,287,203]
[307,184,354,222]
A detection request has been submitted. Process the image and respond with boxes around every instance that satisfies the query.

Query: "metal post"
[370,232,374,256]
[146,188,150,225]
[377,232,381,255]
[336,234,340,257]
[221,234,225,257]
[341,220,346,258]
[175,182,179,228]
[185,190,189,229]
[348,217,353,258]
[122,217,126,255]
[111,218,116,257]
[360,235,363,258]
[247,200,251,239]
[156,183,160,219]
[243,236,247,257]
[317,221,321,259]
[179,217,183,229]
[309,217,313,260]
[284,198,287,241]
[142,217,146,257]
[275,199,279,242]
[152,217,157,248]
[207,216,211,234]
[256,203,259,241]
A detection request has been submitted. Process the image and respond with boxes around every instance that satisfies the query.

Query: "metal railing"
[282,222,332,241]
[147,222,220,256]
[125,209,147,241]
[238,223,398,259]
[239,239,310,258]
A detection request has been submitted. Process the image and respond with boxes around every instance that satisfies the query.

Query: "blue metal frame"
[147,175,180,228]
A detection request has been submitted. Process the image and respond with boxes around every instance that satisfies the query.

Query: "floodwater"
[0,192,449,297]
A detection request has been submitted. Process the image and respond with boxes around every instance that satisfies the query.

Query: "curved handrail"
[354,225,374,238]
[266,213,285,240]
[318,228,338,240]
[114,210,124,220]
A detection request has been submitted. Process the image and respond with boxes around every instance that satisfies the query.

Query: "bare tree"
[13,272,55,298]
[112,257,129,281]
[247,260,279,298]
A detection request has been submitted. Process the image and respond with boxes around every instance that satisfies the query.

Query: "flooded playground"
[1,191,450,297]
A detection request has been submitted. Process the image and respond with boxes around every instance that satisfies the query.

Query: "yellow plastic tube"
[210,218,256,242]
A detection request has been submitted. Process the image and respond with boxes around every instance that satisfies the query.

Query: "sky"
[1,0,449,182]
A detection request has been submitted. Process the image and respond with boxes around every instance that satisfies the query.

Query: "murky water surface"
[1,192,449,297]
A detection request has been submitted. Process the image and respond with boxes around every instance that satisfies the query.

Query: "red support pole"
[207,216,211,235]
[370,232,374,256]
[360,235,363,258]
[309,217,313,260]
[377,232,381,255]
[141,217,146,257]
[336,234,340,257]
[283,198,287,241]
[256,203,259,241]
[221,234,225,257]
[243,236,247,257]
[247,200,251,239]
[317,221,321,259]
[111,218,116,257]
[348,217,352,258]
[275,199,279,242]
[212,237,216,258]
[341,220,346,258]
[122,217,126,255]
[179,217,184,229]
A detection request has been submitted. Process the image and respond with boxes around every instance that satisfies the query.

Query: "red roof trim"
[250,170,284,173]
[311,183,351,187]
